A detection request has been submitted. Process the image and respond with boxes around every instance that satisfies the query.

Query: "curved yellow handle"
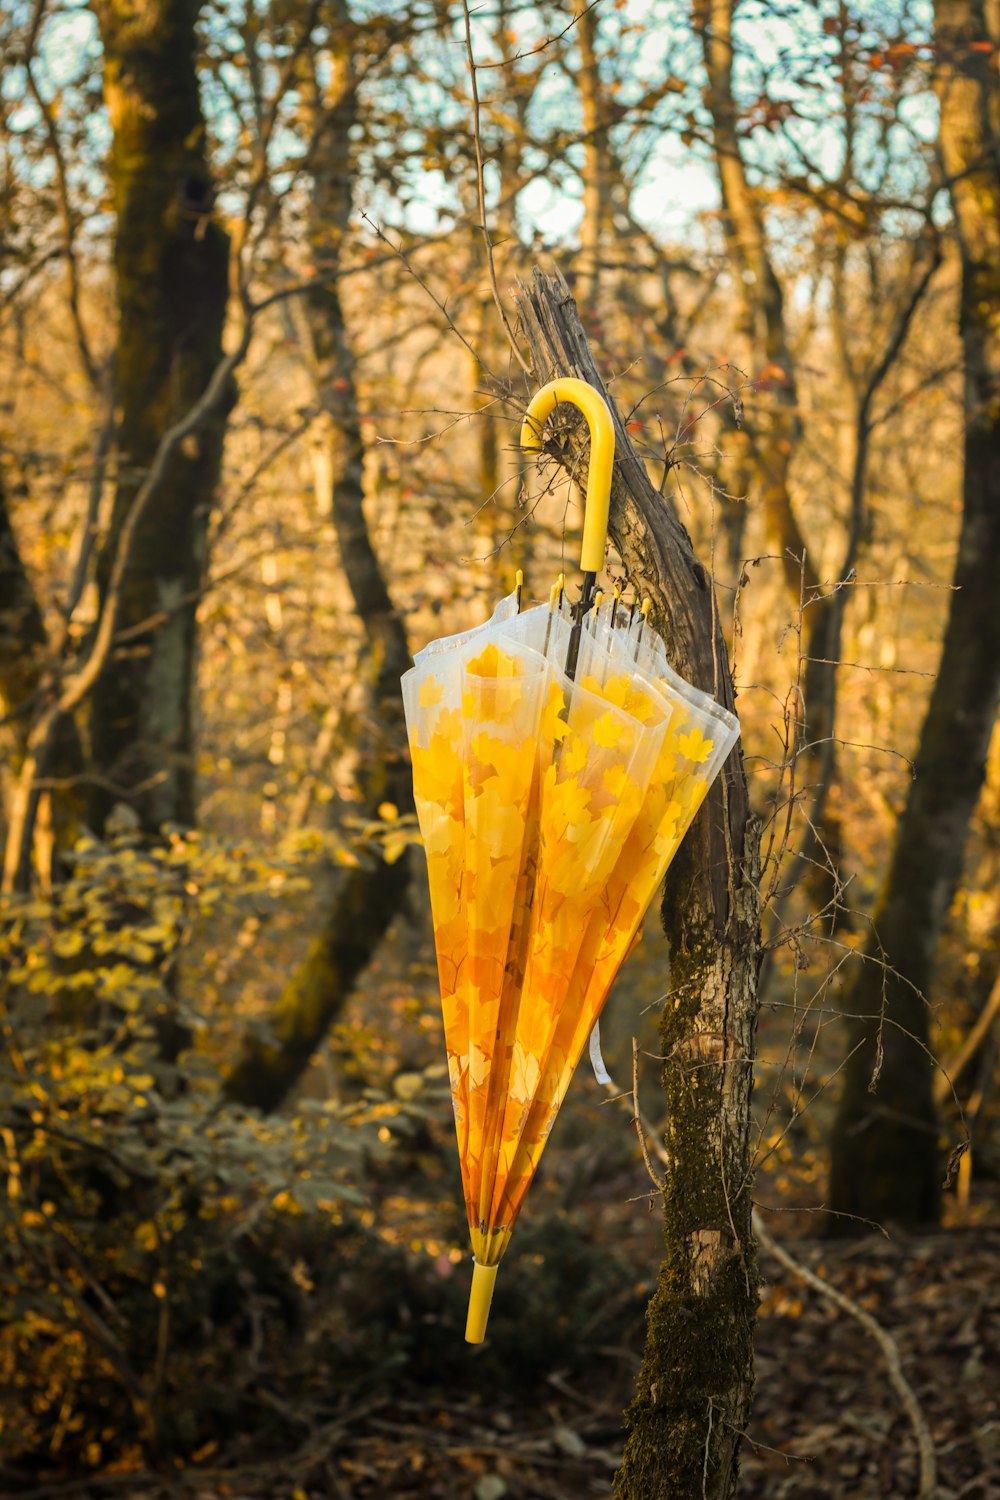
[520,378,614,575]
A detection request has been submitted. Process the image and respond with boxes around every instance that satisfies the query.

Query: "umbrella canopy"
[401,380,739,1342]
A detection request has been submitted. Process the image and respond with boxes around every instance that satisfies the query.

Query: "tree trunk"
[513,268,761,1500]
[828,0,1000,1229]
[224,1,413,1113]
[88,0,230,834]
[0,467,50,757]
[0,466,85,865]
[573,0,607,315]
[693,0,855,943]
[693,0,807,595]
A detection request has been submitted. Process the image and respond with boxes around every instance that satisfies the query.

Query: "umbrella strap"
[564,569,597,681]
[589,1019,612,1086]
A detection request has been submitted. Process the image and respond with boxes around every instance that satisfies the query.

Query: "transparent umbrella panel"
[401,585,739,1339]
[402,376,740,1343]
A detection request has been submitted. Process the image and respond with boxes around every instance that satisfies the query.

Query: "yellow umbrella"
[400,380,739,1343]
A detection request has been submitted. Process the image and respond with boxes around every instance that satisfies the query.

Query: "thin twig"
[630,1036,665,1190]
[473,0,601,71]
[359,212,487,372]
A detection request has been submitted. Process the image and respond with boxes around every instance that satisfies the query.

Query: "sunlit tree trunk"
[693,0,807,594]
[224,0,412,1112]
[471,337,501,513]
[463,0,532,585]
[87,0,230,834]
[693,0,852,933]
[828,0,1000,1228]
[573,0,607,315]
[693,0,942,941]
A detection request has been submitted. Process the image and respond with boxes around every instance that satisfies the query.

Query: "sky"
[9,0,939,259]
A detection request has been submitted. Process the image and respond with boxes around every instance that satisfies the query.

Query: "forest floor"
[18,917,1000,1500]
[182,1221,1000,1500]
[64,1206,999,1500]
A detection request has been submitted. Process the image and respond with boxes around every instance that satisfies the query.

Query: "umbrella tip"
[465,1259,499,1344]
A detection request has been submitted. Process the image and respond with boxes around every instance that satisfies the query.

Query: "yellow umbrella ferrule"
[520,378,615,576]
[465,1259,499,1344]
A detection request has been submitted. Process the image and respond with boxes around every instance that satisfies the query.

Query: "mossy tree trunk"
[514,268,761,1500]
[224,1,413,1112]
[828,0,1000,1230]
[88,0,230,834]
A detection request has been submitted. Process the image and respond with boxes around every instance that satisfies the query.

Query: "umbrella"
[401,379,739,1342]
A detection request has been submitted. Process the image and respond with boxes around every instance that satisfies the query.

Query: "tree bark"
[513,268,761,1500]
[0,465,50,757]
[223,0,413,1112]
[88,0,231,834]
[692,0,858,939]
[828,0,1000,1229]
[694,0,807,594]
[572,0,607,315]
[0,465,85,865]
